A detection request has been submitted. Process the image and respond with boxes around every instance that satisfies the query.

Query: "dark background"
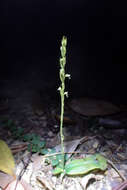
[0,0,127,103]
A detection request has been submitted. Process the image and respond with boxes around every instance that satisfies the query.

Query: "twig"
[14,145,32,190]
[36,176,55,190]
[41,151,93,159]
[107,159,126,181]
[112,179,127,190]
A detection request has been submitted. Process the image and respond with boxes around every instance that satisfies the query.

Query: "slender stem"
[60,81,65,169]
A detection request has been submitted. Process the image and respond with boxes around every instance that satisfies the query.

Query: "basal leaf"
[53,165,64,175]
[65,154,107,175]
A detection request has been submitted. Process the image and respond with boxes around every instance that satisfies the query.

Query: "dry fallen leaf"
[69,97,120,116]
[0,140,15,177]
[4,180,25,190]
[0,172,14,188]
[2,178,33,190]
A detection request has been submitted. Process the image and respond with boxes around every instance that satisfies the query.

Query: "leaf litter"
[1,92,127,190]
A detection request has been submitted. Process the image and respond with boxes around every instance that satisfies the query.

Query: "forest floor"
[0,79,127,190]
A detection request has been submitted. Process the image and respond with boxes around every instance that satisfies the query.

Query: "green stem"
[60,82,65,169]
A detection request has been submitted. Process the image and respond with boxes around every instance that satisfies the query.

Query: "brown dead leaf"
[0,140,15,177]
[69,97,120,116]
[0,172,14,188]
[4,179,33,190]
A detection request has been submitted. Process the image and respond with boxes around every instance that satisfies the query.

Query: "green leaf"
[27,144,32,152]
[43,149,60,166]
[23,134,34,141]
[65,154,107,175]
[38,141,45,148]
[11,127,24,139]
[32,145,39,153]
[31,136,40,145]
[53,166,64,175]
[9,125,17,132]
[7,119,14,127]
[51,156,59,166]
[40,148,50,155]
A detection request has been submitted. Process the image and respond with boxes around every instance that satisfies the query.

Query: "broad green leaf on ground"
[52,153,69,175]
[0,140,15,177]
[65,154,107,175]
[53,165,64,175]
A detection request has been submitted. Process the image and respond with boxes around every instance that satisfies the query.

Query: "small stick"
[14,146,32,190]
[107,159,126,181]
[112,180,127,190]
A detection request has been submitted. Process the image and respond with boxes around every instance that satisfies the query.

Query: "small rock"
[48,131,54,137]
